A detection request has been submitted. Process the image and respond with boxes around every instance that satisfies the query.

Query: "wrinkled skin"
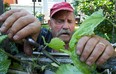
[0,9,41,55]
[48,10,75,45]
[77,35,115,65]
[0,9,115,66]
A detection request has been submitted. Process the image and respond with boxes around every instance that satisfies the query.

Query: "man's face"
[49,10,75,44]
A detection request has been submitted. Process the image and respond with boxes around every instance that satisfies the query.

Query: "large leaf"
[69,9,105,50]
[67,9,105,74]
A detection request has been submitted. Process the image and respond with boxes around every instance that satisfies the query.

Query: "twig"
[0,49,22,63]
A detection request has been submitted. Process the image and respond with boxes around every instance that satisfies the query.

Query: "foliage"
[0,35,7,43]
[0,49,11,74]
[42,24,50,29]
[36,12,44,18]
[35,12,45,24]
[0,34,49,74]
[56,64,83,74]
[73,0,116,43]
[0,35,10,74]
[69,9,105,50]
[4,2,11,12]
[48,9,105,74]
[48,38,65,50]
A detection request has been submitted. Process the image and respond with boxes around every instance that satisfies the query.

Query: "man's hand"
[76,35,115,66]
[0,9,41,55]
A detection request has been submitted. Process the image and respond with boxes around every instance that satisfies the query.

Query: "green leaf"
[48,37,65,51]
[0,35,19,54]
[0,49,11,74]
[70,50,97,74]
[69,9,105,50]
[56,64,83,74]
[0,35,8,43]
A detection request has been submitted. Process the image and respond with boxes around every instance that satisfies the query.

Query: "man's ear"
[48,20,52,28]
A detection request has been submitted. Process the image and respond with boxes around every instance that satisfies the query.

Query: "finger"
[13,20,41,41]
[8,14,35,38]
[0,11,28,33]
[96,45,114,65]
[86,42,106,66]
[24,41,33,56]
[76,36,90,55]
[80,37,99,62]
[0,9,21,21]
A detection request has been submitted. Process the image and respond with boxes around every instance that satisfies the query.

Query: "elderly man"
[0,2,115,66]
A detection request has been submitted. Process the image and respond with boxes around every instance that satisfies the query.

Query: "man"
[0,2,115,66]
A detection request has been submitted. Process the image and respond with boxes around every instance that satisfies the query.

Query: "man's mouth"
[60,33,70,36]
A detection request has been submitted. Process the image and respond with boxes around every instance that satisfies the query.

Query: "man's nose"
[62,22,69,29]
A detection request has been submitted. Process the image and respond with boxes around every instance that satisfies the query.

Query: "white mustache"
[57,29,71,36]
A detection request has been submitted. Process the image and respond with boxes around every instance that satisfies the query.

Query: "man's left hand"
[76,35,115,66]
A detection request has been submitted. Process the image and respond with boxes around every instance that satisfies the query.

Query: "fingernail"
[86,61,92,66]
[80,57,85,62]
[77,50,81,55]
[13,35,19,40]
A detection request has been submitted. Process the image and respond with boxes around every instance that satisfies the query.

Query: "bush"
[73,0,116,43]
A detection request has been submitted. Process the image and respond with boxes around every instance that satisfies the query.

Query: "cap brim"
[50,7,73,17]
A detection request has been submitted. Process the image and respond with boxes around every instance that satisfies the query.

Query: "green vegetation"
[4,2,11,12]
[0,35,10,74]
[73,0,116,43]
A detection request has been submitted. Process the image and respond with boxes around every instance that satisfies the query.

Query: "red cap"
[50,2,74,17]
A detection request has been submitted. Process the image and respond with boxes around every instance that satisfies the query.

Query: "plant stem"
[0,49,22,63]
[105,18,116,27]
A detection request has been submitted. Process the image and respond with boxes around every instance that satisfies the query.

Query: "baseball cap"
[50,2,74,17]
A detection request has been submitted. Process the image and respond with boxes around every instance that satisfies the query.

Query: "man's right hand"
[0,9,41,55]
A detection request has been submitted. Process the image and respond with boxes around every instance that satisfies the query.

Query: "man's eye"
[57,20,64,23]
